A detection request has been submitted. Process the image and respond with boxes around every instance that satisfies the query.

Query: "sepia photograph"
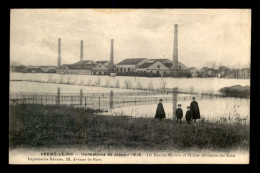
[9,9,251,164]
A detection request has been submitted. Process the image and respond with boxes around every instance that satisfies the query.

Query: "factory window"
[164,71,166,75]
[124,68,126,72]
[157,71,159,74]
[179,65,181,69]
[120,67,122,72]
[128,68,130,72]
[157,65,160,69]
[99,65,102,68]
[99,72,101,75]
[150,71,153,73]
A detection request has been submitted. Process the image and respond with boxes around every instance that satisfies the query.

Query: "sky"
[10,9,251,69]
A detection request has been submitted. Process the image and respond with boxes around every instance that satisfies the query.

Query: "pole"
[110,90,113,109]
[80,89,83,106]
[57,87,60,106]
[85,96,86,108]
[172,87,178,120]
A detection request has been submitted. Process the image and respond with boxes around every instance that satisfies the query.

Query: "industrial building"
[56,39,112,75]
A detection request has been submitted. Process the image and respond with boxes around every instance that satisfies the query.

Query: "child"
[155,99,166,121]
[185,106,192,124]
[176,104,183,124]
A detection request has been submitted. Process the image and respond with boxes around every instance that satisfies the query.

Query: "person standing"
[155,99,166,121]
[190,97,200,123]
[176,104,183,124]
[185,106,192,124]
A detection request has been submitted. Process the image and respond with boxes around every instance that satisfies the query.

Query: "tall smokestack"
[110,39,114,70]
[172,24,178,69]
[57,38,61,67]
[80,40,83,62]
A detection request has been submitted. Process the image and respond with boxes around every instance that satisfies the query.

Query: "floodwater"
[10,72,250,94]
[9,73,250,124]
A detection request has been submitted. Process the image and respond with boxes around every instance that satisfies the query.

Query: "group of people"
[155,97,200,124]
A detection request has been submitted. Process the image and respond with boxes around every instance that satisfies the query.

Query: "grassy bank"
[9,104,249,150]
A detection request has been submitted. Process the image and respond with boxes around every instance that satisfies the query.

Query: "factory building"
[56,39,112,75]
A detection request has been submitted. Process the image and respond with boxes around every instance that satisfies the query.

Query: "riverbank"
[9,104,249,151]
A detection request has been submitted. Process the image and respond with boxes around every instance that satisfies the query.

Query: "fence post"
[85,96,86,108]
[57,87,60,106]
[110,90,113,109]
[172,87,178,119]
[80,89,83,106]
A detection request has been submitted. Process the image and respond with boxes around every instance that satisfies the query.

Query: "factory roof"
[164,62,188,69]
[72,60,94,65]
[117,58,147,65]
[96,61,109,64]
[138,62,154,68]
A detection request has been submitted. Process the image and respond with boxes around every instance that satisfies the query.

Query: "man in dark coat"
[176,104,183,124]
[190,97,200,122]
[185,106,192,124]
[155,99,166,121]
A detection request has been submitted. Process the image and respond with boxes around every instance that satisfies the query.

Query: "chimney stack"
[80,40,83,62]
[110,39,114,70]
[172,24,178,69]
[57,38,61,67]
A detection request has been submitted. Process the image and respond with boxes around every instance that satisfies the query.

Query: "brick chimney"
[80,40,83,62]
[57,38,61,67]
[172,24,178,69]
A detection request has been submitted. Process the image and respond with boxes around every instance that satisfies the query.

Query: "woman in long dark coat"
[190,97,200,122]
[155,99,166,121]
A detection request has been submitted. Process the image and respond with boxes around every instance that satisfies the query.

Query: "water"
[10,72,250,94]
[9,73,250,124]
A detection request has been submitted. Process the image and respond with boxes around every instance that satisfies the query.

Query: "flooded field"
[10,72,250,94]
[9,73,250,124]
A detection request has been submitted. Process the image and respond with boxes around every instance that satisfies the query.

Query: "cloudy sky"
[10,9,251,68]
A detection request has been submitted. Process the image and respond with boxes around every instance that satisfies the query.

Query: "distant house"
[38,66,57,73]
[13,65,28,73]
[197,67,209,77]
[27,67,43,73]
[227,69,239,78]
[96,61,110,67]
[240,68,250,79]
[202,68,217,77]
[56,61,94,75]
[56,60,110,75]
[116,58,148,73]
[136,61,169,76]
[216,66,229,78]
[92,62,109,75]
[135,59,189,77]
